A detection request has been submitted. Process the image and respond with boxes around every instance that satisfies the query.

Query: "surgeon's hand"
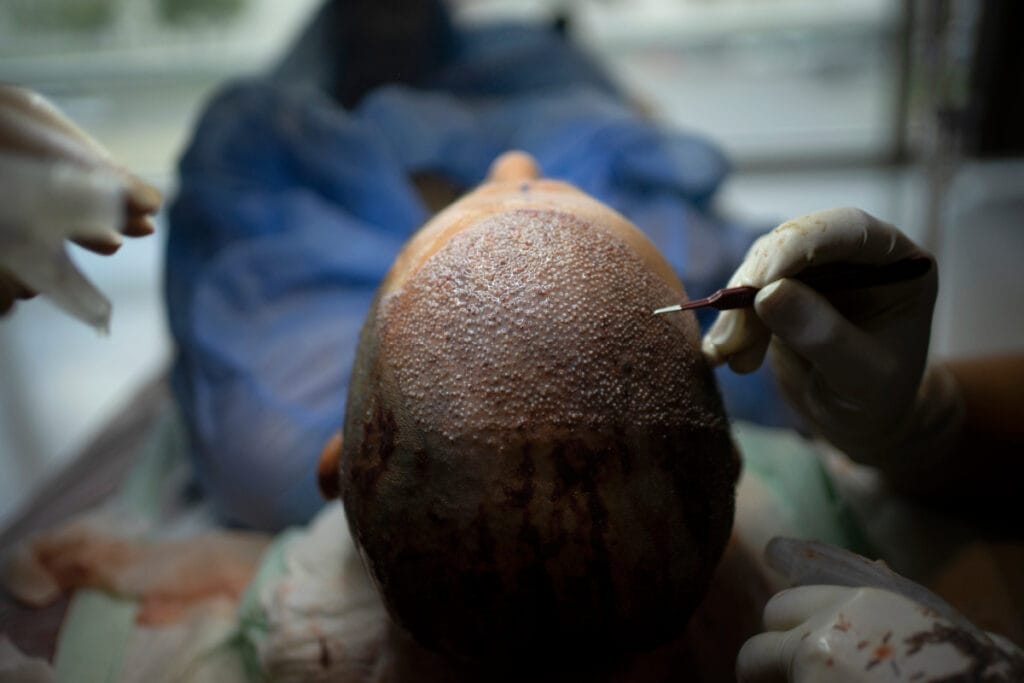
[0,84,161,330]
[737,584,1024,683]
[737,538,1024,683]
[701,208,958,470]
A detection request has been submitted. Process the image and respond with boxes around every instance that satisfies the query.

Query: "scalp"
[376,208,726,442]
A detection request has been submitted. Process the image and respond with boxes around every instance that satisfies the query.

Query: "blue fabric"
[167,19,789,531]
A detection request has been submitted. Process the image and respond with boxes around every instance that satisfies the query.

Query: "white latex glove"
[738,585,1024,682]
[0,84,160,331]
[737,538,1024,683]
[701,208,959,469]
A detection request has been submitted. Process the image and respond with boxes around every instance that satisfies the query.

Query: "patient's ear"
[487,151,540,182]
[318,430,343,500]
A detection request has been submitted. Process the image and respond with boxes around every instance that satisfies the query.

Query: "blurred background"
[1,0,1021,527]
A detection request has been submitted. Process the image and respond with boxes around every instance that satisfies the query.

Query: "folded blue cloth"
[167,17,788,530]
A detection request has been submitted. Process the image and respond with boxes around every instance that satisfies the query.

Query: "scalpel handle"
[654,256,934,314]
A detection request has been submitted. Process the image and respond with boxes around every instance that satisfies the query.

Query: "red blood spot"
[865,643,894,670]
[833,613,852,632]
[857,640,869,650]
[865,642,895,671]
[826,657,834,667]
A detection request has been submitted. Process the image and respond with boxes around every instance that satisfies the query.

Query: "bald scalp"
[340,208,738,666]
[380,209,725,438]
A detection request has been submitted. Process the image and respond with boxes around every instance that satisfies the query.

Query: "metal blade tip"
[653,304,682,316]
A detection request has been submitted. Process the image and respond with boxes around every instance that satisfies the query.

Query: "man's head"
[324,152,739,668]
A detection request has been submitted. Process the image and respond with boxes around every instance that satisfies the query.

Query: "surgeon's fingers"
[121,174,161,216]
[736,631,799,683]
[739,208,925,287]
[754,278,891,399]
[0,86,162,225]
[0,97,107,172]
[73,235,123,256]
[726,327,772,374]
[73,199,159,248]
[763,586,846,631]
[0,85,112,162]
[1,156,125,244]
[74,207,157,252]
[702,307,771,370]
[11,248,112,332]
[122,212,156,238]
[765,341,814,415]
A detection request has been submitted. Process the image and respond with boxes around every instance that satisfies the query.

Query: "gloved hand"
[737,538,1024,683]
[701,208,960,470]
[0,84,160,330]
[738,585,1024,682]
